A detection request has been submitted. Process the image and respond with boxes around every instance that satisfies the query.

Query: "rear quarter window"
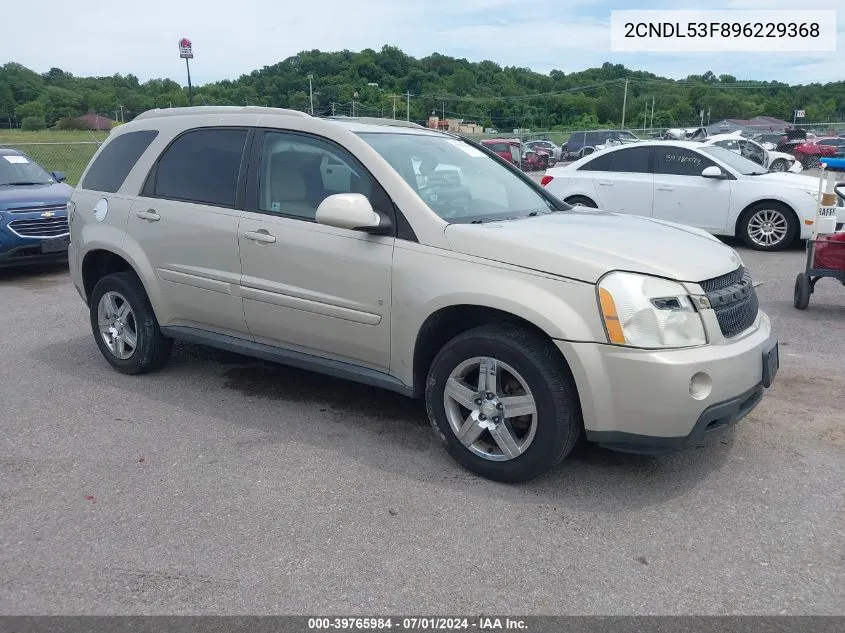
[80,130,159,193]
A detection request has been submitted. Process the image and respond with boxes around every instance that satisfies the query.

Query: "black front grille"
[700,267,759,338]
[9,217,70,238]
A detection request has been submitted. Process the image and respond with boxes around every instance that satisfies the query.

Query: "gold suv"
[68,107,779,482]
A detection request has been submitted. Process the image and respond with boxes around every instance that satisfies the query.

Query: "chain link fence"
[0,141,102,186]
[1,119,843,185]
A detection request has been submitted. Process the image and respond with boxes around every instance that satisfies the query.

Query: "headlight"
[597,272,707,349]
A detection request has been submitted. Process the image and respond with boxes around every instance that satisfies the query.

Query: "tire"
[425,324,581,483]
[564,195,598,208]
[770,159,789,172]
[793,273,811,310]
[89,271,173,375]
[737,202,798,251]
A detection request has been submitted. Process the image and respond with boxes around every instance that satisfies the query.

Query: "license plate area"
[762,340,779,388]
[40,235,69,254]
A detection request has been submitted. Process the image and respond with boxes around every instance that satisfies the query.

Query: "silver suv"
[68,107,779,482]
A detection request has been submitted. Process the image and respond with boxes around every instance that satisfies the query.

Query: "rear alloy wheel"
[425,324,581,483]
[739,203,797,251]
[770,159,788,172]
[89,272,173,375]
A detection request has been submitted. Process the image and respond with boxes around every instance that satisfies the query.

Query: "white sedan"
[541,140,845,251]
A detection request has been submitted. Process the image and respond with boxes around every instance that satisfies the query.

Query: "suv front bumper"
[555,311,777,453]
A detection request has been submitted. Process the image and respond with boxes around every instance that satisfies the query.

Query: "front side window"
[153,128,247,207]
[257,132,373,220]
[654,147,718,176]
[81,130,158,193]
[578,146,651,173]
[358,132,556,223]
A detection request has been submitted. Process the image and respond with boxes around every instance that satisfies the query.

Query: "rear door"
[127,127,251,336]
[577,146,654,217]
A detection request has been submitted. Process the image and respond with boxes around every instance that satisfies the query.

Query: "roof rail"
[133,105,310,121]
[323,116,426,130]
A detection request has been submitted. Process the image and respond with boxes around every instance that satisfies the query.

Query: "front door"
[651,146,732,232]
[237,130,394,371]
[126,127,250,336]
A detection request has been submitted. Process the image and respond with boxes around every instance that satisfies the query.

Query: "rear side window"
[579,146,651,173]
[152,128,248,207]
[81,130,158,193]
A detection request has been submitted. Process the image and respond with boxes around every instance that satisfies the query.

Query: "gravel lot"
[1,237,843,615]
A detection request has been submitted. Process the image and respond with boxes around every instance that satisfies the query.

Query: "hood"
[750,172,820,192]
[445,210,742,284]
[0,182,73,209]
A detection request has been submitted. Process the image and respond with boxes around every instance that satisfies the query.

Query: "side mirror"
[702,166,726,179]
[315,193,392,235]
[51,171,67,183]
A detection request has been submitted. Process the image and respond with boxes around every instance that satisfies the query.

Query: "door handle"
[136,209,161,221]
[657,186,674,192]
[243,230,276,244]
[598,181,614,187]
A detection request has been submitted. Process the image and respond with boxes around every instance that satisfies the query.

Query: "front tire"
[425,324,581,483]
[89,272,173,375]
[738,202,797,251]
[770,159,789,172]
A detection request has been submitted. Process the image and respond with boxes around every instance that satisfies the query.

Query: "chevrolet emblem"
[41,211,55,218]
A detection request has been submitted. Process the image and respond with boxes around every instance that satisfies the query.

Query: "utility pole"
[406,91,410,121]
[307,74,314,115]
[392,95,397,119]
[707,108,711,126]
[650,97,655,131]
[442,101,445,120]
[331,102,336,116]
[620,79,628,129]
[353,91,358,118]
[643,101,648,129]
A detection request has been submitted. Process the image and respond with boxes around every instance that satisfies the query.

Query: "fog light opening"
[689,372,712,401]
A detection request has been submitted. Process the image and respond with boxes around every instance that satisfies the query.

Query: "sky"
[1,0,842,86]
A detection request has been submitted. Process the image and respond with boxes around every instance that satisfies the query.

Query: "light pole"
[353,92,359,117]
[307,74,314,115]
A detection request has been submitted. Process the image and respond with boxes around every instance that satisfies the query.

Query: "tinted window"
[153,128,247,207]
[257,132,373,221]
[579,146,651,173]
[654,147,716,176]
[81,130,158,193]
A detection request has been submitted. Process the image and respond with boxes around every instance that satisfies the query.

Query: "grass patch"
[0,130,108,185]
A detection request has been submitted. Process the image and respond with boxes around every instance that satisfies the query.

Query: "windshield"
[357,132,558,222]
[700,145,768,175]
[0,153,54,186]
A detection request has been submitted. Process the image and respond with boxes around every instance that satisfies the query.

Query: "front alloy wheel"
[425,324,581,483]
[739,203,797,251]
[443,357,538,461]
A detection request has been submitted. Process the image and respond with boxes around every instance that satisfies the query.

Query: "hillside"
[2,46,844,131]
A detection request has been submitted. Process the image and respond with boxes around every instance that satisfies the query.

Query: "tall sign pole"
[179,38,194,106]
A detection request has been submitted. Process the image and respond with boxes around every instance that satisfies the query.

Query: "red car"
[780,139,838,168]
[480,139,520,165]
